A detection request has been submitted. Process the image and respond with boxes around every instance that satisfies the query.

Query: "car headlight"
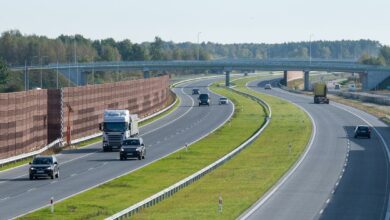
[30,167,35,170]
[46,167,53,170]
[136,148,141,152]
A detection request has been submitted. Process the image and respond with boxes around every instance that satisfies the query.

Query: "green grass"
[0,96,179,173]
[21,82,265,219]
[131,77,312,219]
[0,157,33,172]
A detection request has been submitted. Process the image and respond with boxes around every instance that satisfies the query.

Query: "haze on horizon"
[0,0,389,45]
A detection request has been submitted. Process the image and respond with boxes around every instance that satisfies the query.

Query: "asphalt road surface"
[0,77,233,219]
[241,78,390,220]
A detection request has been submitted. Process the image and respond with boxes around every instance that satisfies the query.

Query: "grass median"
[131,77,312,219]
[20,81,265,219]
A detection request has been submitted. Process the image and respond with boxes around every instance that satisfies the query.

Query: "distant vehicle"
[334,84,341,90]
[120,137,145,160]
[264,84,272,90]
[354,125,371,139]
[219,97,229,105]
[29,155,59,180]
[192,88,200,95]
[348,83,356,92]
[99,110,139,152]
[313,83,329,104]
[198,93,210,106]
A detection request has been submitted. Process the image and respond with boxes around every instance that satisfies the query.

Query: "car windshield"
[104,122,127,132]
[123,139,140,146]
[358,126,369,131]
[199,94,209,99]
[220,98,227,100]
[193,89,199,91]
[32,157,53,165]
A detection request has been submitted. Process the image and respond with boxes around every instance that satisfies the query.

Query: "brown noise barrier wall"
[0,75,171,160]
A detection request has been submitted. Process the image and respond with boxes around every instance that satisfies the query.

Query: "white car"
[219,97,229,105]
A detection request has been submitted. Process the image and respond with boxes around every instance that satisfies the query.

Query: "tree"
[379,46,390,65]
[150,36,164,60]
[0,58,9,85]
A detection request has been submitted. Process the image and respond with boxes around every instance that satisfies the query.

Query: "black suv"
[198,93,210,106]
[120,138,146,160]
[29,155,59,180]
[354,125,371,139]
[192,88,200,95]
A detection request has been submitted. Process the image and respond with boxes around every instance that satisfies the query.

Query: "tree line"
[0,30,382,67]
[359,46,390,66]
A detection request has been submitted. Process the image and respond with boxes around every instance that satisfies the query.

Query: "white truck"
[99,110,139,152]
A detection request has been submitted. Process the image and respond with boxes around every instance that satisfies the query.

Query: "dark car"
[198,93,210,106]
[354,125,371,139]
[29,155,59,180]
[192,88,200,95]
[120,138,145,160]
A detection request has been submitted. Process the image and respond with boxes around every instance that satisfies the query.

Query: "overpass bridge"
[11,59,390,90]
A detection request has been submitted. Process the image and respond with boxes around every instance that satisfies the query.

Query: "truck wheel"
[138,155,142,160]
[51,173,54,179]
[56,170,60,178]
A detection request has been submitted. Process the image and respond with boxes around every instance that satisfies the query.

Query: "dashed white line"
[27,188,35,192]
[319,209,324,214]
[70,173,77,177]
[88,167,94,171]
[326,198,330,204]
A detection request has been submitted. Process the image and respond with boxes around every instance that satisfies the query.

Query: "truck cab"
[99,110,139,152]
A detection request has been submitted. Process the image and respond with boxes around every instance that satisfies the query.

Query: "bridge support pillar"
[304,71,310,91]
[225,71,231,87]
[143,71,150,79]
[361,70,390,91]
[283,70,288,86]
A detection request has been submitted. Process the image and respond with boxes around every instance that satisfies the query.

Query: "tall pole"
[309,34,313,65]
[92,59,95,85]
[197,32,202,60]
[74,36,78,86]
[56,61,59,89]
[40,57,43,88]
[24,60,27,91]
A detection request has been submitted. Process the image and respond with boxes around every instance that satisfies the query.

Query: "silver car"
[219,97,229,105]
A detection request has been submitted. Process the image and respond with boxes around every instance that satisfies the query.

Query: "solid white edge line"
[13,76,232,219]
[239,79,317,220]
[329,102,390,220]
[278,81,390,220]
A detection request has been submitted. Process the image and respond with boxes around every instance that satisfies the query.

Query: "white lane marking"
[70,173,77,177]
[88,167,94,171]
[14,76,235,219]
[0,197,9,201]
[50,181,57,184]
[240,82,318,220]
[320,209,324,214]
[103,162,108,166]
[142,86,195,136]
[326,198,330,204]
[27,188,35,192]
[330,102,390,219]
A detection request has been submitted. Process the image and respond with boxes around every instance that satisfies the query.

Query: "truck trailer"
[99,110,139,151]
[313,83,330,104]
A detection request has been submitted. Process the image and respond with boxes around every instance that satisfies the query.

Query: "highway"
[242,78,390,220]
[0,77,234,219]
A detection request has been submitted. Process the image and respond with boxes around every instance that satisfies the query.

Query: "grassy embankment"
[21,79,265,219]
[131,77,312,219]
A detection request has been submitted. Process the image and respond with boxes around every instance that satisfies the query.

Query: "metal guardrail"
[106,86,272,220]
[0,93,178,168]
[0,139,62,168]
[11,59,390,73]
[0,75,224,169]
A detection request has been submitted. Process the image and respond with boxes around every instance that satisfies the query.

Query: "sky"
[0,0,389,45]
